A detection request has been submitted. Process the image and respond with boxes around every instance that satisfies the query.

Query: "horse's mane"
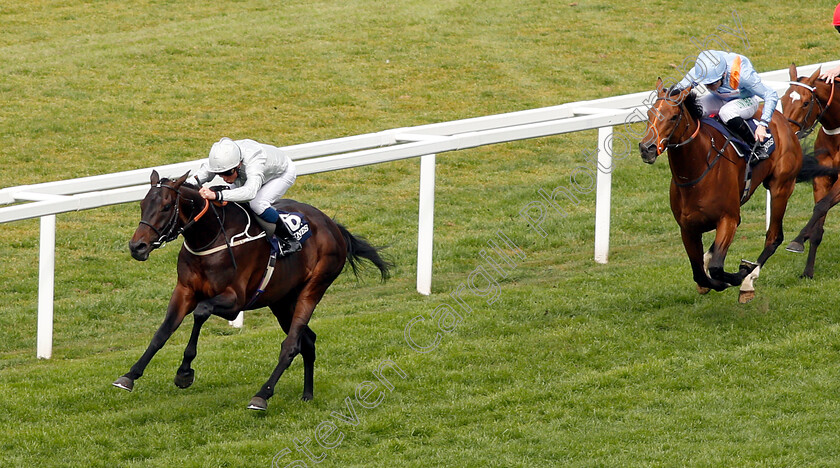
[666,86,703,121]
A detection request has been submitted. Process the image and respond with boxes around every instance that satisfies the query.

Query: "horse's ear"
[150,170,160,186]
[807,66,821,84]
[655,77,664,95]
[789,63,798,81]
[173,171,190,188]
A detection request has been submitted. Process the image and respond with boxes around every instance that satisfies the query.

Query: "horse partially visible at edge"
[781,64,840,278]
[112,170,392,411]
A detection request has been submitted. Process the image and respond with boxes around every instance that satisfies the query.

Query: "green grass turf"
[2,1,840,466]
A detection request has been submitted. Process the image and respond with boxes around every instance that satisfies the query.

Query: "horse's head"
[129,170,191,261]
[781,64,824,139]
[639,78,697,164]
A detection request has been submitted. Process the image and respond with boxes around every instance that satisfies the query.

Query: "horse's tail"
[797,148,839,182]
[336,223,393,282]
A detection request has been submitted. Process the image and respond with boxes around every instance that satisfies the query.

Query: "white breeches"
[698,93,760,123]
[248,160,297,215]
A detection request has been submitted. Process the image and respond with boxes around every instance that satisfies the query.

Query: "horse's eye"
[669,115,679,121]
[162,204,172,212]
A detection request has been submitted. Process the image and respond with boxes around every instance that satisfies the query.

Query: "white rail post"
[766,189,771,232]
[594,126,613,264]
[37,215,56,359]
[417,154,436,295]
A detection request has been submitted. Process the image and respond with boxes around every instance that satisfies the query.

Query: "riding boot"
[727,116,768,162]
[275,218,302,255]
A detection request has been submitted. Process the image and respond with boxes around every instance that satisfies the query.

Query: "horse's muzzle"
[639,142,658,164]
[129,240,151,261]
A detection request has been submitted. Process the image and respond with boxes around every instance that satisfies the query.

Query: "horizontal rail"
[2,60,839,224]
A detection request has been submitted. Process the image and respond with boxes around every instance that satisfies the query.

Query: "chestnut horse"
[639,79,803,303]
[113,171,391,411]
[782,64,840,278]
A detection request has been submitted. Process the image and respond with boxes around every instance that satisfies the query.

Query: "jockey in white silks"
[194,137,301,253]
[676,50,778,161]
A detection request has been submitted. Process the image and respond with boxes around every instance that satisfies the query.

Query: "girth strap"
[242,239,280,310]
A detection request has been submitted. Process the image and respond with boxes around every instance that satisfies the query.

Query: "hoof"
[696,285,711,295]
[112,376,134,392]
[247,396,268,411]
[174,371,195,389]
[786,241,805,254]
[800,272,814,280]
[738,290,756,304]
[301,393,313,402]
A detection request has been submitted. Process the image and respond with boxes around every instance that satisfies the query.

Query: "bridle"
[786,79,836,139]
[645,95,730,189]
[139,183,209,249]
[646,96,701,156]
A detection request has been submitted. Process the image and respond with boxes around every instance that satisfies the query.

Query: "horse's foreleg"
[800,174,836,278]
[756,181,794,266]
[739,180,795,303]
[175,291,239,389]
[113,285,195,392]
[707,217,742,289]
[802,214,828,279]
[788,178,840,254]
[680,228,726,293]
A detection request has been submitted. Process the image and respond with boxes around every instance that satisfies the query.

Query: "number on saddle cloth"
[278,212,312,243]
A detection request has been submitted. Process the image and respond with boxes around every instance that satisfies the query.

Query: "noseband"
[139,183,208,249]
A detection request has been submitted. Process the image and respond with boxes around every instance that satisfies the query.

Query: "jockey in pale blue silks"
[676,50,778,161]
[194,137,301,254]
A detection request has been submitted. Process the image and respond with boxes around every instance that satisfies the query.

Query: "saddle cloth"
[251,208,313,245]
[702,116,776,159]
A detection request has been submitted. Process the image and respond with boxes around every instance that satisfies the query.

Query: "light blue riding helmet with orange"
[684,51,729,86]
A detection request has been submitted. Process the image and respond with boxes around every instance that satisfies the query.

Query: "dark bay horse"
[782,64,840,278]
[639,79,803,303]
[113,171,391,411]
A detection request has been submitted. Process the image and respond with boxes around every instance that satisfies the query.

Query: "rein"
[139,184,202,249]
[140,183,264,268]
[653,100,726,188]
[648,97,701,156]
[182,202,267,261]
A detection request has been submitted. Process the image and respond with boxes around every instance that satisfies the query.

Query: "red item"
[834,3,840,25]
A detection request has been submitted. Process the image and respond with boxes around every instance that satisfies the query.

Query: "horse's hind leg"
[249,284,331,411]
[300,326,317,401]
[266,301,315,401]
[739,179,796,302]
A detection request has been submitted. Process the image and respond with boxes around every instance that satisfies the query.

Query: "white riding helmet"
[208,137,242,173]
